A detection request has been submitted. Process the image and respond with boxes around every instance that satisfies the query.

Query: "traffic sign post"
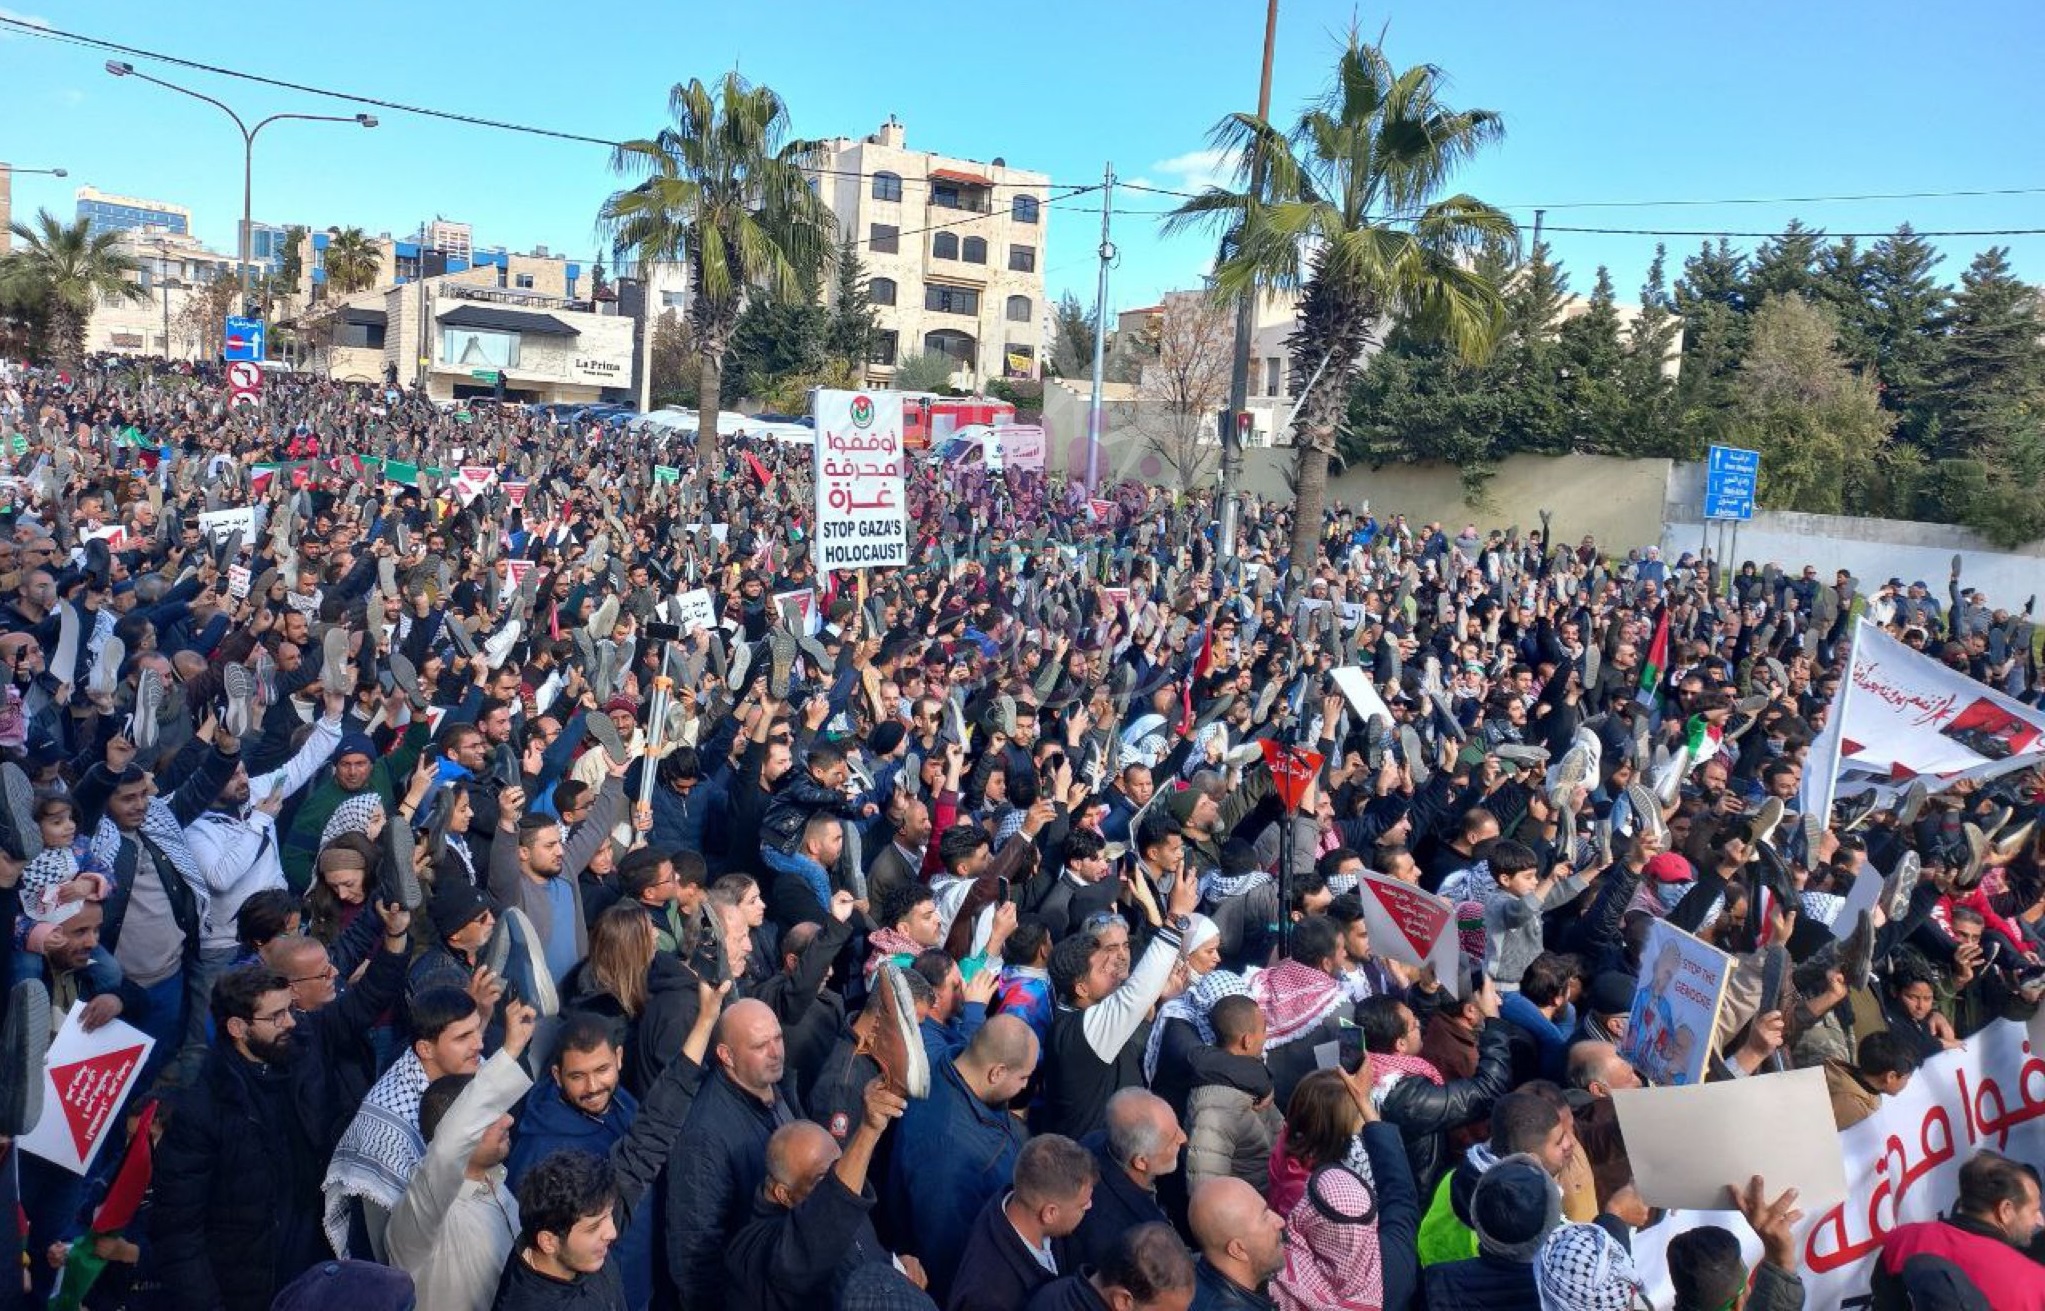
[1704,445,1759,521]
[223,316,265,363]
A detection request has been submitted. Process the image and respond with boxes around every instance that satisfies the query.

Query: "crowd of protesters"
[2,354,2044,1311]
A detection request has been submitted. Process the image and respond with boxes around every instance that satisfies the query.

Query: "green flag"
[8,433,28,456]
[654,465,680,485]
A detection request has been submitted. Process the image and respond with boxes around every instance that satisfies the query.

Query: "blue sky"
[6,0,2044,317]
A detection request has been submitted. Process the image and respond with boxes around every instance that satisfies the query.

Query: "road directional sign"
[223,316,265,363]
[1705,444,1760,521]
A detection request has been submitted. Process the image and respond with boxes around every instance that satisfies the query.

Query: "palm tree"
[1168,35,1518,575]
[0,209,150,368]
[601,71,837,470]
[322,227,383,296]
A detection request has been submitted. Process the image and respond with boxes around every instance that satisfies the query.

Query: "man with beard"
[152,899,414,1311]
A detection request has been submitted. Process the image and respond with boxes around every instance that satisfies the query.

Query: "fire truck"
[902,394,1015,452]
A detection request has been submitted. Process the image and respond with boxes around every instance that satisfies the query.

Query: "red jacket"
[1878,1218,2045,1311]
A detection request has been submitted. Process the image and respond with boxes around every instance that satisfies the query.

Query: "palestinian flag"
[1685,713,1725,768]
[1638,606,1669,707]
[48,1101,157,1311]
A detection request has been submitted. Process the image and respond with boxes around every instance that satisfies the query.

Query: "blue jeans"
[760,845,833,913]
[131,971,186,1092]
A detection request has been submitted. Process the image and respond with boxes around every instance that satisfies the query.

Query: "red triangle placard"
[1366,877,1453,961]
[1259,739,1325,814]
[48,1044,145,1159]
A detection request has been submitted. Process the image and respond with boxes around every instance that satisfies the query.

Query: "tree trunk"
[1289,438,1330,577]
[695,351,723,478]
[49,302,83,374]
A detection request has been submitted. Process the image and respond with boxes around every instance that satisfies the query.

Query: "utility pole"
[1532,208,1546,248]
[1085,162,1116,488]
[1218,0,1280,559]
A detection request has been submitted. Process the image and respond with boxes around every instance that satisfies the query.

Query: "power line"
[1,15,1067,192]
[1116,177,2045,212]
[1540,224,2045,239]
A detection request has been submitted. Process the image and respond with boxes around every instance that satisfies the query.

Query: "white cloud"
[0,8,51,38]
[1142,147,1240,195]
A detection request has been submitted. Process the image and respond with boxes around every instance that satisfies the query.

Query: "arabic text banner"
[813,390,907,570]
[1832,620,2045,799]
[1632,1018,2045,1311]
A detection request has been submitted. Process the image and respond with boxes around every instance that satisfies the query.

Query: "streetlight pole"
[1218,0,1280,560]
[103,62,375,311]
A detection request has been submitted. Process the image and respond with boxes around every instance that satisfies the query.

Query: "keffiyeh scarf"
[1535,1221,1643,1311]
[1273,1163,1385,1311]
[1367,1050,1445,1111]
[320,793,386,850]
[91,800,209,923]
[864,927,926,982]
[1252,958,1344,1050]
[1143,968,1250,1083]
[320,1050,429,1256]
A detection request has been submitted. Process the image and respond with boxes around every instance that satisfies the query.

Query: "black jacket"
[949,1192,1067,1311]
[150,944,407,1311]
[1422,1254,1539,1311]
[726,1171,889,1311]
[664,1065,802,1309]
[1191,1258,1276,1311]
[1065,1136,1168,1274]
[1378,1020,1514,1194]
[755,915,854,1097]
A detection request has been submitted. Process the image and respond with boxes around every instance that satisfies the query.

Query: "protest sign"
[1805,619,2045,818]
[80,524,128,551]
[683,522,730,545]
[196,505,257,545]
[227,564,251,600]
[1633,1018,2045,1311]
[453,465,496,506]
[1614,1066,1847,1213]
[673,588,719,634]
[19,1003,156,1176]
[1258,739,1324,814]
[1330,665,1395,726]
[654,465,681,485]
[1355,872,1464,998]
[813,389,907,569]
[1618,919,1731,1087]
[775,587,821,636]
[502,480,528,507]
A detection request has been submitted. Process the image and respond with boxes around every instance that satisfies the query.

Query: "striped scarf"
[320,1051,428,1256]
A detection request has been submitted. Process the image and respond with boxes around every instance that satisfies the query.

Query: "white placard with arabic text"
[812,389,907,570]
[1632,1017,2045,1311]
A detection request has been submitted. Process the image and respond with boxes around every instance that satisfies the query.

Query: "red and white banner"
[502,480,528,508]
[1633,1017,2045,1311]
[18,1003,156,1175]
[1805,620,2045,817]
[1258,738,1323,813]
[774,587,820,637]
[1355,872,1463,997]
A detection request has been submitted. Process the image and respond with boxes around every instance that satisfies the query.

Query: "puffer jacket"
[1185,1048,1281,1191]
[760,770,862,855]
[1378,1020,1514,1195]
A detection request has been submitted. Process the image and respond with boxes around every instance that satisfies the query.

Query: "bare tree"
[1119,292,1232,490]
[172,276,241,361]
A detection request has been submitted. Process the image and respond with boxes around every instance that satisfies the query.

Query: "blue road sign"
[1705,444,1759,521]
[223,316,266,363]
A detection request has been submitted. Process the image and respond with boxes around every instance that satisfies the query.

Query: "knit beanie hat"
[428,876,491,941]
[1534,1221,1643,1311]
[1586,971,1637,1019]
[334,733,377,765]
[1469,1154,1564,1262]
[868,721,908,757]
[271,1260,415,1311]
[1166,785,1202,825]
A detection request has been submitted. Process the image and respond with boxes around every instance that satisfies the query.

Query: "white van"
[927,424,1046,474]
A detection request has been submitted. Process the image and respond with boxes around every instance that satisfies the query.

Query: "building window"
[1008,245,1036,274]
[871,171,903,202]
[869,277,897,307]
[1012,195,1040,224]
[872,329,898,366]
[869,223,899,255]
[924,329,976,367]
[932,182,989,212]
[338,322,387,350]
[1265,357,1282,395]
[925,285,979,316]
[932,232,959,260]
[515,273,535,290]
[660,290,689,309]
[962,236,987,265]
[1006,294,1033,323]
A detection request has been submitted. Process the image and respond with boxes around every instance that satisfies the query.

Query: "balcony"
[928,169,993,214]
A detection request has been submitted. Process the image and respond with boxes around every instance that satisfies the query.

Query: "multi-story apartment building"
[83,227,241,360]
[809,118,1049,387]
[75,186,190,239]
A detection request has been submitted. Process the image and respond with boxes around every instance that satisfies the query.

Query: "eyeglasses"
[250,1007,295,1027]
[1081,911,1128,936]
